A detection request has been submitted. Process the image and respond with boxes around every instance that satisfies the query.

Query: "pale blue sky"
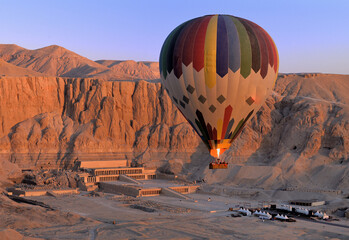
[1,0,348,74]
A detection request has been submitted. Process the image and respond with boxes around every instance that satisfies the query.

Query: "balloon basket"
[209,162,228,169]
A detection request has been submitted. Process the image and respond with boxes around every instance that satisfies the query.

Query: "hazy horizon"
[1,0,348,74]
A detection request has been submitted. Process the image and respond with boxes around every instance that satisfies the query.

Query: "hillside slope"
[0,44,160,80]
[0,44,108,77]
[95,60,160,79]
[0,59,42,76]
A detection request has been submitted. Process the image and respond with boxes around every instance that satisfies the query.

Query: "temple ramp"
[161,187,191,200]
[119,174,142,185]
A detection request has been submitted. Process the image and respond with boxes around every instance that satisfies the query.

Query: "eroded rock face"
[221,74,349,163]
[2,45,347,190]
[0,74,348,190]
[0,76,65,138]
[0,77,200,169]
[208,74,349,190]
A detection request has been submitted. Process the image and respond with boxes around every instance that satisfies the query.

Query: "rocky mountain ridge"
[0,44,159,80]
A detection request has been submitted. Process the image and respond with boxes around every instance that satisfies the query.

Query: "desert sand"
[1,185,349,239]
[0,44,348,239]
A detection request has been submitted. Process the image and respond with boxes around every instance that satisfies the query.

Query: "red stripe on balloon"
[221,105,233,139]
[182,18,202,67]
[207,123,213,139]
[261,27,278,72]
[257,26,274,70]
[271,36,278,72]
[257,26,273,73]
[193,15,212,72]
[246,20,269,79]
[212,127,217,140]
[173,21,195,78]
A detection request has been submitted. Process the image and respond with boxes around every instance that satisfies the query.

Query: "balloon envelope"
[159,14,279,157]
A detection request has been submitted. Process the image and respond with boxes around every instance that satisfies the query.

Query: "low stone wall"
[284,188,342,195]
[7,188,79,197]
[99,182,140,197]
[140,188,161,196]
[79,160,128,169]
[169,185,199,194]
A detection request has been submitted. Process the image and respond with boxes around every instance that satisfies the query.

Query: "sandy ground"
[1,185,348,240]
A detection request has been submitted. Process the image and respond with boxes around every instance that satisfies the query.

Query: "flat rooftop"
[290,199,323,203]
[105,179,195,188]
[289,199,325,206]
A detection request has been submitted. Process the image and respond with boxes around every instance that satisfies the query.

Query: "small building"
[75,159,199,198]
[98,181,199,198]
[289,199,325,207]
[76,159,157,185]
[78,167,157,184]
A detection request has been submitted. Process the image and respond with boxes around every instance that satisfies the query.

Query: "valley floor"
[1,184,349,240]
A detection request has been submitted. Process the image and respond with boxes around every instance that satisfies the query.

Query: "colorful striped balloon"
[160,14,279,158]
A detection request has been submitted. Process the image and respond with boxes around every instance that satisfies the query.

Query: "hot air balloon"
[159,14,278,169]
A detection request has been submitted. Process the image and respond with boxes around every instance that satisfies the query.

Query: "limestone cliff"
[0,74,348,190]
[0,76,200,169]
